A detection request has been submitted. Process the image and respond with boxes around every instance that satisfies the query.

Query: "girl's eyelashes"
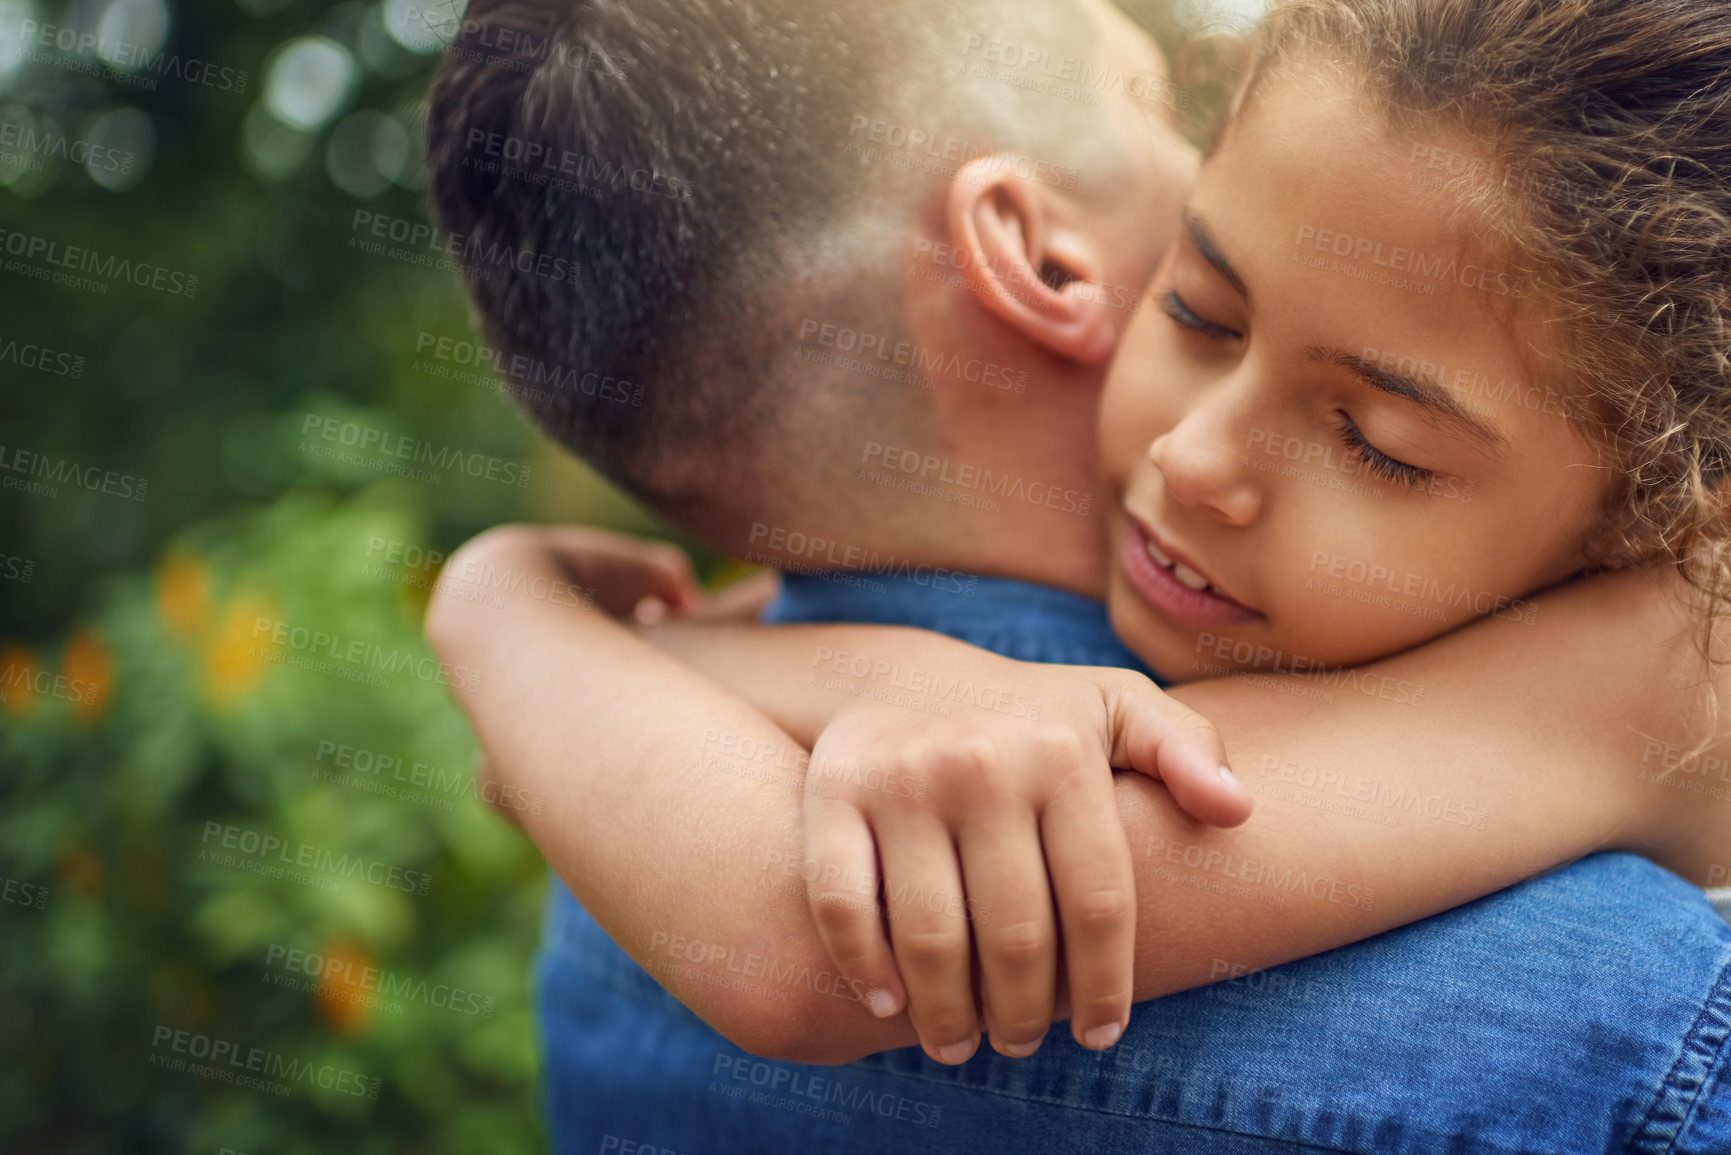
[1162,290,1242,342]
[1158,288,1436,491]
[1333,411,1435,488]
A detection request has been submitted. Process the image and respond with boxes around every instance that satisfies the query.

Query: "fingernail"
[1083,1022,1123,1050]
[864,988,900,1018]
[633,596,669,624]
[1000,1038,1043,1058]
[1218,764,1244,790]
[936,1041,975,1065]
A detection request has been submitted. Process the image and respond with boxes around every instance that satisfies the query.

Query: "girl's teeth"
[1172,562,1211,592]
[1145,535,1215,593]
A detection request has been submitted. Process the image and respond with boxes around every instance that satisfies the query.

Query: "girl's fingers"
[956,805,1057,1058]
[540,529,704,617]
[876,818,980,1065]
[1041,767,1139,1052]
[800,796,904,1019]
[1103,674,1252,827]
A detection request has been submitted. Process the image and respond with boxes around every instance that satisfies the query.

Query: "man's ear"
[945,155,1117,367]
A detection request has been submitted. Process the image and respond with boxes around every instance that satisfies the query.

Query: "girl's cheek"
[1102,375,1170,483]
[1297,511,1509,661]
[1276,507,1418,653]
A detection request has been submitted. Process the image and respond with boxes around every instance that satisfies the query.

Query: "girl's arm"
[638,566,1716,1059]
[641,564,1709,886]
[426,527,907,1061]
[429,528,1713,1064]
[426,525,1242,1064]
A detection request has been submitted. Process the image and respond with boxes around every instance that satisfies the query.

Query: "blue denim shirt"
[538,571,1731,1153]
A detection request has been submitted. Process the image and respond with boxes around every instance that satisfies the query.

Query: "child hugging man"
[424,0,1731,1150]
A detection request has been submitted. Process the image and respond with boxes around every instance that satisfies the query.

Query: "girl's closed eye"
[1159,285,1434,489]
[1333,411,1433,489]
[1162,290,1241,342]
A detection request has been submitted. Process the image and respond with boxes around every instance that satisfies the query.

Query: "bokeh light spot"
[264,36,357,133]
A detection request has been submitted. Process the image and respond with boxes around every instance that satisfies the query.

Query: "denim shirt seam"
[836,1065,1376,1153]
[1627,945,1731,1153]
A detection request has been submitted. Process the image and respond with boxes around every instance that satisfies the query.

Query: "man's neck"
[714,272,1113,596]
[888,298,1111,596]
[727,493,1106,601]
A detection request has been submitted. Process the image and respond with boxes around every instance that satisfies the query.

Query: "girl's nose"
[1147,397,1262,527]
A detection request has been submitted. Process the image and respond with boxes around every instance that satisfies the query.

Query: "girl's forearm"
[634,567,1717,1048]
[432,534,1715,1064]
[636,619,1060,745]
[647,568,1703,879]
[426,528,919,1060]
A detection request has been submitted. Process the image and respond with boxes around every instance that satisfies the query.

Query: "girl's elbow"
[707,994,874,1066]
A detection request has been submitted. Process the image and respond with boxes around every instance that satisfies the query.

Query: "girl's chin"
[1105,586,1195,683]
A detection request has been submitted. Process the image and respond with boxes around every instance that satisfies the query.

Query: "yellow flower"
[155,553,210,639]
[202,593,276,708]
[64,629,112,721]
[315,939,377,1036]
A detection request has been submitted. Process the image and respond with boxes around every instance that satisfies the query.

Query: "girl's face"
[1100,71,1614,680]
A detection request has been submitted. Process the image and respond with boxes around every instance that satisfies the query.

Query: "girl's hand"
[516,526,705,620]
[800,659,1248,1066]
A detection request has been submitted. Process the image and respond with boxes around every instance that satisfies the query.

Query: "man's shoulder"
[1233,852,1731,1153]
[943,852,1731,1153]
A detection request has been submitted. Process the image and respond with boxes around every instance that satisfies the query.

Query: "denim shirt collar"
[761,570,1155,680]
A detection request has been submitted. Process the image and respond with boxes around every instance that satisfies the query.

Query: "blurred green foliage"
[0,0,673,1150]
[2,496,554,1153]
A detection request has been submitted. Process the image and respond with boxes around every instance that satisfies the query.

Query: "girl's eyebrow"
[1310,347,1509,457]
[1182,210,1250,305]
[1186,207,1507,458]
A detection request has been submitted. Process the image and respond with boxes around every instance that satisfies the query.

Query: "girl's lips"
[1119,520,1261,626]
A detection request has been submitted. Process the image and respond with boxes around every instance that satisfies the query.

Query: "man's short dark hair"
[427,0,1119,516]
